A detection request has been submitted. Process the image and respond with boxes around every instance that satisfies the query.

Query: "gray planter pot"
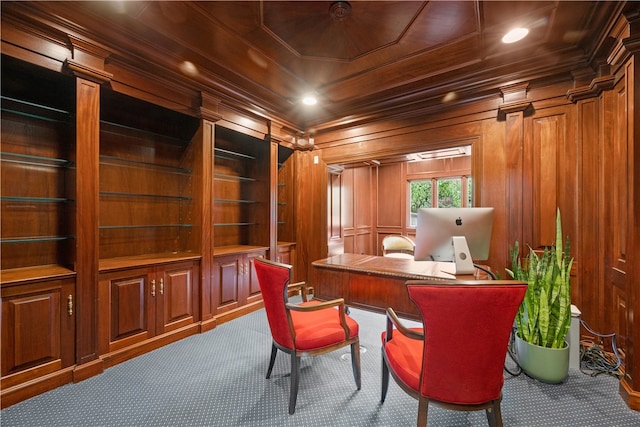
[515,335,569,384]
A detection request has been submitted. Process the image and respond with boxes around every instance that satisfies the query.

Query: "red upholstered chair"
[381,280,527,427]
[253,257,361,414]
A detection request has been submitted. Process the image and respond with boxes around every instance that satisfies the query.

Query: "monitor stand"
[452,236,475,275]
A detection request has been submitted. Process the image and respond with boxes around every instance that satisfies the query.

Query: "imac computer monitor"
[414,207,494,274]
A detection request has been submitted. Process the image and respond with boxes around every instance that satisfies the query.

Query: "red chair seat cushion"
[290,302,359,351]
[381,328,424,392]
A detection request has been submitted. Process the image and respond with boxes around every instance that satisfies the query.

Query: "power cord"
[579,319,622,378]
[504,326,522,376]
[474,263,497,280]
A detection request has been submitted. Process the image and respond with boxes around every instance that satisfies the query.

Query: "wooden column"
[64,37,113,381]
[197,94,222,332]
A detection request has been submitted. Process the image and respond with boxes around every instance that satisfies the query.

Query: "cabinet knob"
[151,279,156,297]
[159,278,164,295]
[67,294,73,316]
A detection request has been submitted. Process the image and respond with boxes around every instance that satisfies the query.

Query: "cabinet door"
[98,268,154,354]
[1,278,75,387]
[158,261,199,334]
[245,251,265,304]
[213,254,243,314]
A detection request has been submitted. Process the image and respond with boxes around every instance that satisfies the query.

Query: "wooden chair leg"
[288,353,301,415]
[350,340,362,390]
[381,350,389,403]
[486,400,503,427]
[266,343,277,379]
[417,397,428,427]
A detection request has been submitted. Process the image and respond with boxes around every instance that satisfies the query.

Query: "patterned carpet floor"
[2,303,640,426]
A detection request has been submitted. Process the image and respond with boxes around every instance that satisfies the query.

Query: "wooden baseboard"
[619,378,640,411]
[1,366,74,409]
[100,323,200,369]
[200,317,218,332]
[213,300,265,326]
[73,358,104,383]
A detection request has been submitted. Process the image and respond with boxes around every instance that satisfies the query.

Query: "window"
[409,176,473,226]
[437,178,462,207]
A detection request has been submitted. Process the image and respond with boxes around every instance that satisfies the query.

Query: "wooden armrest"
[287,281,310,302]
[286,298,345,312]
[385,307,424,342]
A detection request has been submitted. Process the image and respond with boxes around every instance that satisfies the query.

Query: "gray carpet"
[2,303,640,426]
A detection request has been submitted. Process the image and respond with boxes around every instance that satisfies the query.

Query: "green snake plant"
[506,209,573,349]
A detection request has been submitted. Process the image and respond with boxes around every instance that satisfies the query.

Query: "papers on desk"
[410,261,457,279]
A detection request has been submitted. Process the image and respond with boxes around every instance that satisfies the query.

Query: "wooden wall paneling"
[479,120,508,274]
[505,111,526,254]
[377,163,404,228]
[627,47,640,409]
[342,168,355,253]
[576,97,601,331]
[618,48,640,408]
[376,163,404,256]
[354,166,373,254]
[530,111,560,247]
[529,107,577,250]
[328,171,344,257]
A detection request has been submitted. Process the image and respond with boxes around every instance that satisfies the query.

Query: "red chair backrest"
[253,258,295,350]
[407,282,526,405]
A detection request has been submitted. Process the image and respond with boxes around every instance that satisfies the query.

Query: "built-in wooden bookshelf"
[1,56,76,273]
[213,125,270,249]
[99,90,200,260]
[0,54,299,407]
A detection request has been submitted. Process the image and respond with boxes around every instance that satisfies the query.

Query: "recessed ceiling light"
[302,95,317,106]
[502,28,529,44]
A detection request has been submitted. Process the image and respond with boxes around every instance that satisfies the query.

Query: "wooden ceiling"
[19,1,623,131]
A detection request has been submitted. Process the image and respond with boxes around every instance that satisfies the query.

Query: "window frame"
[408,174,473,227]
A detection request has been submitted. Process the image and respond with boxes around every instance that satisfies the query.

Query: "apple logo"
[455,217,463,226]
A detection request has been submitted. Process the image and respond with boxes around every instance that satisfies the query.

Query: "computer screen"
[413,207,494,274]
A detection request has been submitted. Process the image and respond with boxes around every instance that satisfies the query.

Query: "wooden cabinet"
[98,259,199,364]
[0,55,78,407]
[213,247,267,319]
[1,272,75,407]
[276,243,295,265]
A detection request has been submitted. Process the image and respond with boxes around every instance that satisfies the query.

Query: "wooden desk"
[311,253,487,320]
